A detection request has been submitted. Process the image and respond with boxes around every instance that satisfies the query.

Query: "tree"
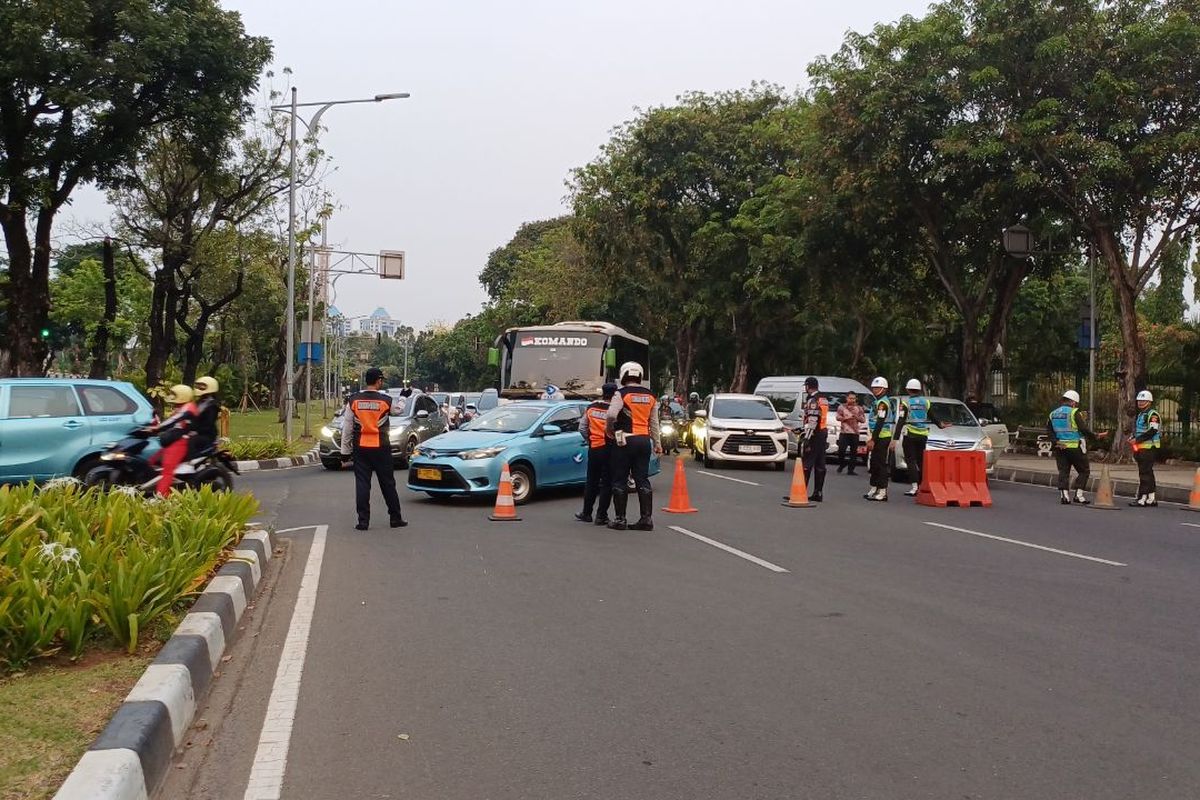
[0,0,271,375]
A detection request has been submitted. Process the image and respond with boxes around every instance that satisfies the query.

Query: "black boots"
[608,492,628,530]
[630,489,654,530]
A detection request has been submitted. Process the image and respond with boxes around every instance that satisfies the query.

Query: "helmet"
[870,376,889,390]
[1062,390,1081,403]
[166,384,194,405]
[194,376,219,397]
[1136,389,1153,402]
[905,379,922,392]
[689,392,700,402]
[618,361,644,382]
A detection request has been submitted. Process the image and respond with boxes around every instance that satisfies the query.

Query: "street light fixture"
[270,88,410,442]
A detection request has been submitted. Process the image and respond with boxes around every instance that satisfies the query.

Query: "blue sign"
[1077,319,1100,351]
[298,343,324,364]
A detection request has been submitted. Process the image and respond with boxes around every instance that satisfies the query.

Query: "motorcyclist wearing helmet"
[151,384,198,497]
[1130,389,1160,507]
[686,392,702,419]
[605,361,660,531]
[892,379,949,497]
[864,377,895,501]
[191,376,221,457]
[1047,389,1107,505]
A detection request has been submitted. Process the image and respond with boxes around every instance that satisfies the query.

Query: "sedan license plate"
[857,445,867,455]
[738,445,762,454]
[416,468,441,481]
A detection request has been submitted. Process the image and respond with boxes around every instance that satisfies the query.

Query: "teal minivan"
[0,379,156,484]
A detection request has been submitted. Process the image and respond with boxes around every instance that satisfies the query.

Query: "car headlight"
[978,436,994,451]
[708,424,727,433]
[320,426,334,439]
[460,446,507,460]
[389,426,406,442]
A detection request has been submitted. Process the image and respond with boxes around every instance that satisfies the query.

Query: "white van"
[753,375,873,460]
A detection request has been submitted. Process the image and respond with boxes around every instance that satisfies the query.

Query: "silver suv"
[319,390,449,470]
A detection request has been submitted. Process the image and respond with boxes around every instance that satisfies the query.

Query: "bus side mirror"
[487,347,499,367]
[604,349,617,369]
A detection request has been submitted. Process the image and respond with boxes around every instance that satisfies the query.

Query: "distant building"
[326,306,351,338]
[358,307,403,337]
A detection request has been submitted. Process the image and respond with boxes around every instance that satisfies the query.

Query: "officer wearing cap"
[1047,389,1107,505]
[576,383,618,525]
[341,367,407,530]
[799,376,829,502]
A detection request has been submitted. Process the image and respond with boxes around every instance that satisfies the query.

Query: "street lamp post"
[271,89,410,442]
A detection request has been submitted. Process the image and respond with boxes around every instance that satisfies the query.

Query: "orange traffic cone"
[782,457,815,508]
[662,458,698,514]
[1185,467,1200,512]
[489,462,522,521]
[1088,465,1119,511]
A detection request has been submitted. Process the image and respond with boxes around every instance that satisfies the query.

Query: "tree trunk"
[1096,228,1146,457]
[850,309,870,371]
[730,337,751,393]
[0,210,53,376]
[275,319,289,422]
[89,237,119,379]
[674,323,698,393]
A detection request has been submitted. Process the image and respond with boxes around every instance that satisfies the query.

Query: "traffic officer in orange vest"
[606,362,661,531]
[576,382,618,525]
[340,367,407,530]
[1129,389,1161,507]
[799,376,829,502]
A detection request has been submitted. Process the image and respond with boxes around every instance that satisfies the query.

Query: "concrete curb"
[54,525,277,800]
[993,465,1192,505]
[234,445,319,473]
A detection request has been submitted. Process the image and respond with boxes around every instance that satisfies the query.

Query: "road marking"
[922,522,1126,568]
[274,525,321,534]
[1182,522,1200,529]
[696,471,761,486]
[669,526,789,573]
[243,524,328,800]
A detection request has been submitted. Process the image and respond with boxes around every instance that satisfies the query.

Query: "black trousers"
[582,445,613,518]
[354,447,402,525]
[1135,448,1157,495]
[1054,446,1090,491]
[611,436,653,495]
[868,438,890,489]
[902,434,927,487]
[836,433,859,469]
[802,429,828,494]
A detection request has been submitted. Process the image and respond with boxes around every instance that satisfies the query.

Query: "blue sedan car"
[408,401,660,504]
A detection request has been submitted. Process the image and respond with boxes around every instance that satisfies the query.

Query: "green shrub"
[0,481,258,670]
[224,438,297,461]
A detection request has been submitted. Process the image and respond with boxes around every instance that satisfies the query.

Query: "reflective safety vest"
[903,396,930,436]
[802,392,828,432]
[348,390,393,449]
[1049,404,1081,448]
[585,400,610,449]
[619,386,657,436]
[1134,408,1161,450]
[873,396,895,439]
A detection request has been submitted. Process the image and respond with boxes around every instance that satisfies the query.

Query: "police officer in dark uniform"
[606,362,661,531]
[799,376,829,502]
[576,383,618,525]
[340,367,407,530]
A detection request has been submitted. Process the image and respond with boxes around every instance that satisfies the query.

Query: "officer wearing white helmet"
[864,376,895,501]
[892,378,947,496]
[605,361,661,531]
[1047,389,1107,505]
[1129,389,1161,507]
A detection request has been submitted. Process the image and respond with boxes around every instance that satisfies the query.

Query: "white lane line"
[669,526,789,573]
[1182,522,1200,529]
[273,525,321,534]
[922,522,1126,568]
[243,524,328,800]
[696,471,761,487]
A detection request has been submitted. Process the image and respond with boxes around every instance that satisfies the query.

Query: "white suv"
[692,393,789,470]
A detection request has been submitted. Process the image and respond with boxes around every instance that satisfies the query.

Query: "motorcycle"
[660,413,686,454]
[84,428,239,494]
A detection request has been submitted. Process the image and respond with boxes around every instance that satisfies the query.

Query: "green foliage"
[0,482,257,670]
[223,438,296,461]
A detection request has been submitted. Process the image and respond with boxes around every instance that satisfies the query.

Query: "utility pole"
[1088,245,1096,423]
[284,86,298,442]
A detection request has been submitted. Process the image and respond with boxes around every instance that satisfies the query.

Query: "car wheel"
[703,453,714,469]
[396,437,418,469]
[321,458,342,471]
[508,463,535,505]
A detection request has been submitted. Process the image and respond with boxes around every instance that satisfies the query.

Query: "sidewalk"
[995,452,1199,505]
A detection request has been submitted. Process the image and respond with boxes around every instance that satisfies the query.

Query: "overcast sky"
[65,0,933,329]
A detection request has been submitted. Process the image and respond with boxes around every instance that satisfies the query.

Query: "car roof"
[755,375,872,393]
[711,393,771,401]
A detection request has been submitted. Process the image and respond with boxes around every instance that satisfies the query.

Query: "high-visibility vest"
[348,390,393,449]
[585,400,609,449]
[873,396,895,438]
[903,396,930,436]
[619,386,656,436]
[1049,404,1081,448]
[802,392,828,432]
[1134,408,1161,450]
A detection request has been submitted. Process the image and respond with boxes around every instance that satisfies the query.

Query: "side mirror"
[694,409,708,419]
[487,347,499,367]
[604,349,617,369]
[416,410,430,419]
[540,423,563,436]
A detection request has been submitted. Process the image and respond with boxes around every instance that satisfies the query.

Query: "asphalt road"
[162,457,1200,800]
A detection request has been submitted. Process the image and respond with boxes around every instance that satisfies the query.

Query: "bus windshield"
[504,332,606,397]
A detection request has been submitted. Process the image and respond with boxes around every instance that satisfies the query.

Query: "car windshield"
[461,406,542,433]
[712,398,778,421]
[477,391,500,411]
[932,401,980,427]
[429,393,449,405]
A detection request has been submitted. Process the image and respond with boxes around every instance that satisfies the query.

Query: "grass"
[226,401,331,450]
[0,652,153,800]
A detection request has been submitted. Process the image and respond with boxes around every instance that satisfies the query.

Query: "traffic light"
[40,327,50,339]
